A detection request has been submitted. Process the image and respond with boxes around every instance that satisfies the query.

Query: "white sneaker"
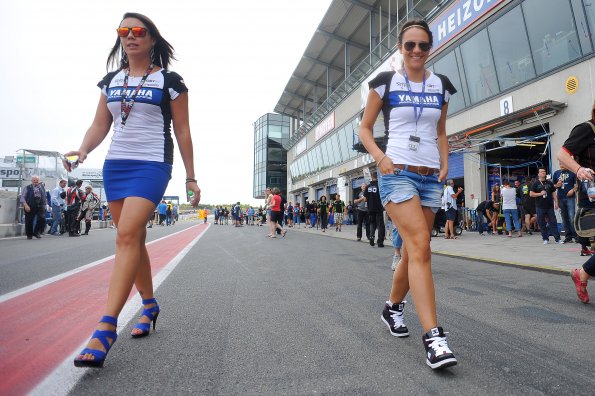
[391,255,401,271]
[543,240,548,245]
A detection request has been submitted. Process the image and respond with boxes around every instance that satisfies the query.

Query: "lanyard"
[402,68,426,134]
[120,64,154,129]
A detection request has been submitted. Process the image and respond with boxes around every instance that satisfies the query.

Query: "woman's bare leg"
[77,197,156,360]
[385,197,438,333]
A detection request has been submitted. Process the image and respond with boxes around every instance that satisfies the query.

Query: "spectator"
[20,175,48,239]
[157,200,167,225]
[442,179,462,239]
[553,162,577,243]
[491,184,501,205]
[49,179,67,236]
[529,168,562,244]
[501,180,522,237]
[333,193,346,232]
[391,225,403,271]
[307,200,317,228]
[293,203,301,228]
[354,183,370,241]
[65,180,84,237]
[318,195,329,232]
[285,202,293,227]
[247,206,255,225]
[364,171,385,247]
[514,180,527,233]
[165,201,173,226]
[79,185,100,235]
[268,188,286,238]
[521,178,536,234]
[346,201,354,225]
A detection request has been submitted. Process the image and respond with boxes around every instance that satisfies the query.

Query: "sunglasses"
[116,27,148,38]
[403,41,431,52]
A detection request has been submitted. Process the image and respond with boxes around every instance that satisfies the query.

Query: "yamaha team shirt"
[98,69,188,164]
[369,70,456,169]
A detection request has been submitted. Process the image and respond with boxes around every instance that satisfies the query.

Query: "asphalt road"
[2,222,594,395]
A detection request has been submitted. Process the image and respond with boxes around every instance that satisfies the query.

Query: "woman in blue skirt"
[65,12,201,368]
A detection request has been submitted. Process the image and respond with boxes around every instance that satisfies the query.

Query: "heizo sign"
[430,0,505,52]
[315,113,335,141]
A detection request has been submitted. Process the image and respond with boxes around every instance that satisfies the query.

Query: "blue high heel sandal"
[74,315,118,368]
[131,298,160,338]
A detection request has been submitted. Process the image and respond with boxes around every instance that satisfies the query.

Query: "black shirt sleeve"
[562,122,595,169]
[435,73,458,104]
[97,71,119,92]
[368,71,395,91]
[164,70,189,98]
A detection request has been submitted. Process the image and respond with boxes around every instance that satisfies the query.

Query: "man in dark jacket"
[364,171,385,247]
[65,180,84,237]
[20,175,47,239]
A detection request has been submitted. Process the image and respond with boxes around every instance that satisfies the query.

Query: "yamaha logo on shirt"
[388,91,443,109]
[106,87,163,104]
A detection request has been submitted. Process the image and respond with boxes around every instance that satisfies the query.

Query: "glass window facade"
[289,117,360,182]
[424,0,593,114]
[432,51,466,114]
[460,29,499,104]
[253,113,290,198]
[523,0,581,75]
[488,6,535,91]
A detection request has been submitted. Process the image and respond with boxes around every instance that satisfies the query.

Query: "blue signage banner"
[430,0,507,52]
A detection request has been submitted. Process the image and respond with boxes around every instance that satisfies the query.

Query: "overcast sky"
[0,0,332,206]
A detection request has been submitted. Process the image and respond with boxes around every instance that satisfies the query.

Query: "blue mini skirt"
[103,159,172,206]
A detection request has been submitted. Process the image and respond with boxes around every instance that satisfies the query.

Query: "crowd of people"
[20,176,104,239]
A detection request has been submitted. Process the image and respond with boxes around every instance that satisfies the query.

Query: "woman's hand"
[61,150,88,172]
[186,181,201,208]
[577,167,594,182]
[438,167,448,183]
[377,155,394,175]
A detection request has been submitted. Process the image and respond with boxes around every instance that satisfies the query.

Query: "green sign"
[16,155,37,164]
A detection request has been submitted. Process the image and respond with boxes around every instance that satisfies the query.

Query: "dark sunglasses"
[116,27,148,38]
[403,41,431,52]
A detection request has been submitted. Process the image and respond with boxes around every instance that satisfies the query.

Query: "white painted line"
[0,224,201,304]
[29,223,210,396]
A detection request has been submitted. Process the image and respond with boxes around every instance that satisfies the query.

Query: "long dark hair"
[106,12,176,71]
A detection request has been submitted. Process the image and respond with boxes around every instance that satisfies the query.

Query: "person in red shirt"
[268,187,287,238]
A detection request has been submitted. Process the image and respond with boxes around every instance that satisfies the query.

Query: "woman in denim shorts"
[359,19,458,369]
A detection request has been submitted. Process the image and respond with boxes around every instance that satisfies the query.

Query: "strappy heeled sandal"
[74,315,118,368]
[131,298,160,338]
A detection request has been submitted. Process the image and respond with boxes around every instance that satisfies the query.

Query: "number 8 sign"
[500,96,513,116]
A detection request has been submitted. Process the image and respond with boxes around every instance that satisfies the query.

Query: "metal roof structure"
[274,0,448,120]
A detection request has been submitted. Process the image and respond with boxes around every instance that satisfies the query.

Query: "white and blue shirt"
[369,70,456,169]
[98,69,188,164]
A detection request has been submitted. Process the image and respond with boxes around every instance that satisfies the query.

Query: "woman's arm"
[359,90,390,174]
[436,104,449,183]
[64,95,113,170]
[557,147,594,182]
[171,92,201,206]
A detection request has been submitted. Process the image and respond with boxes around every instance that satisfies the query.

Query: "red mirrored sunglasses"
[116,27,148,38]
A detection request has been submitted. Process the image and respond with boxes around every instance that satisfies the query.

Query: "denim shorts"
[377,169,443,212]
